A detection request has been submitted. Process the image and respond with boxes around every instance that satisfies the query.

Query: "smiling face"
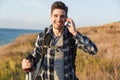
[51,9,67,30]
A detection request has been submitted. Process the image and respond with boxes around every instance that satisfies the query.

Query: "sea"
[0,28,42,46]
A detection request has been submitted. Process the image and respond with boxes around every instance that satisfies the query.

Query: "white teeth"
[56,23,61,25]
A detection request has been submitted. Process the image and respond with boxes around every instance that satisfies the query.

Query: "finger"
[22,59,31,69]
[22,62,31,69]
[66,18,72,22]
[22,59,30,63]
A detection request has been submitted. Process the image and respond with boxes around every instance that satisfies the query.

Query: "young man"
[22,1,98,80]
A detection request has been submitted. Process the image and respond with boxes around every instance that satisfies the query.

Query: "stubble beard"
[53,22,64,31]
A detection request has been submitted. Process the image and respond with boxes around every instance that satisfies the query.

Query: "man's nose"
[57,16,61,21]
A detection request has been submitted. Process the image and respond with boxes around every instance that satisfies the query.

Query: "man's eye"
[61,15,65,18]
[54,15,57,17]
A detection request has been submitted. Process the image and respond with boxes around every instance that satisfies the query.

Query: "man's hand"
[21,59,32,71]
[66,18,77,36]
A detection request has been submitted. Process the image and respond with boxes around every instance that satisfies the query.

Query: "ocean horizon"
[0,28,42,46]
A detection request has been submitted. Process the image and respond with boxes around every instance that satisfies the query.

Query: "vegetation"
[0,34,38,80]
[0,22,120,80]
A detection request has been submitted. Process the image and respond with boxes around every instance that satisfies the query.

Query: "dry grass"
[0,22,120,80]
[0,33,38,80]
[76,22,120,80]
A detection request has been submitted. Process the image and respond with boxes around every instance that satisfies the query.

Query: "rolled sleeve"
[74,31,98,54]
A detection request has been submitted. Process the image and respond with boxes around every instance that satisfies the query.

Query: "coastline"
[0,28,42,46]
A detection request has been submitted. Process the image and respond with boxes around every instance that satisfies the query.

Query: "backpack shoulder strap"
[41,27,52,54]
[67,29,76,48]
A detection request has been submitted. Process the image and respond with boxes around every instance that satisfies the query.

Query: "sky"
[0,0,120,30]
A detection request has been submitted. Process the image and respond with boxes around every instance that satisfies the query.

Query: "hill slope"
[0,22,120,80]
[78,22,120,59]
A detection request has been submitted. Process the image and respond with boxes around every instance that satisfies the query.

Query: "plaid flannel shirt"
[31,26,98,80]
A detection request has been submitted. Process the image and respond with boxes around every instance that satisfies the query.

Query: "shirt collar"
[45,25,68,36]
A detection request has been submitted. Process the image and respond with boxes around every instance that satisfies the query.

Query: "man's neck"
[53,27,64,37]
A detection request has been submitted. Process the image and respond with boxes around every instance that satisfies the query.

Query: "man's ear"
[65,16,68,22]
[66,16,68,18]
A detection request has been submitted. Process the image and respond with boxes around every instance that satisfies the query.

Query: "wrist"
[74,31,83,39]
[72,31,77,36]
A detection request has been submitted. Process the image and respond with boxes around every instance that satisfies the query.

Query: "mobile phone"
[65,21,71,27]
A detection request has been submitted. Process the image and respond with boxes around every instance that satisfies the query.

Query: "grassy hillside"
[0,34,38,80]
[76,22,120,80]
[0,22,120,80]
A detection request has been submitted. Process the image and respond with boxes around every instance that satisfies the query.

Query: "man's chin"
[56,24,61,27]
[54,26,64,30]
[56,24,64,27]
